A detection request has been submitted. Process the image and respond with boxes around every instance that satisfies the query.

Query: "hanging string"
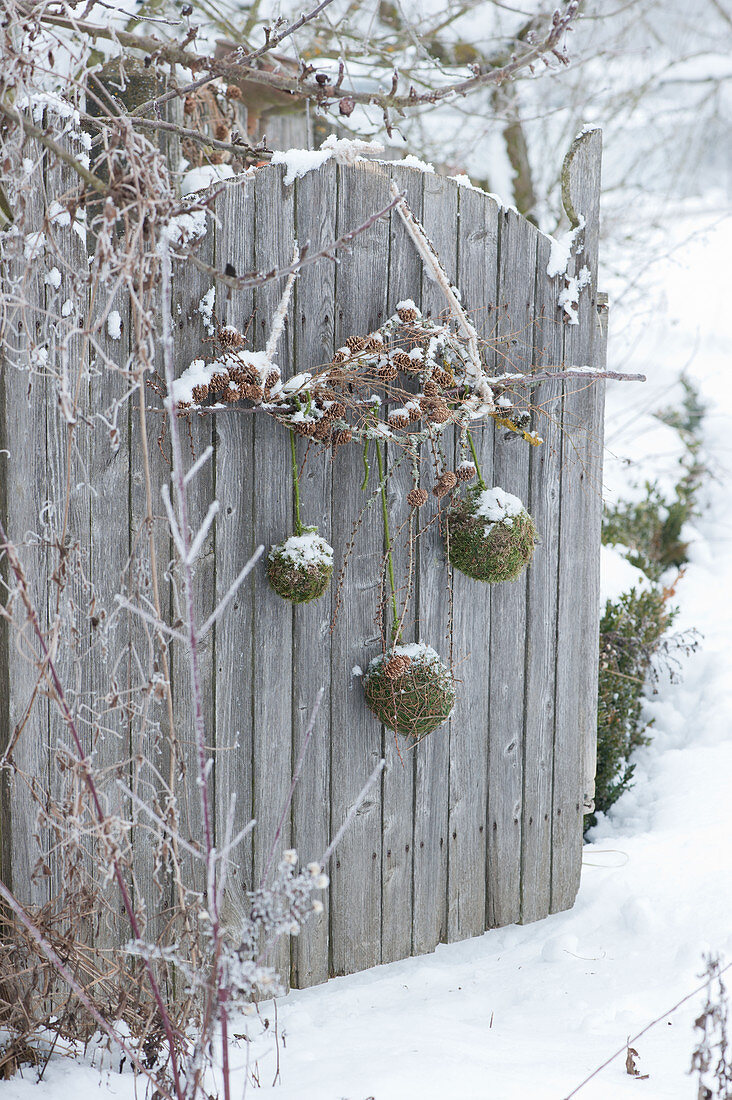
[466,429,487,490]
[376,441,400,644]
[289,428,303,536]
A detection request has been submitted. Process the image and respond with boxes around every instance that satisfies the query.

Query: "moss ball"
[267,527,334,604]
[363,644,455,741]
[446,485,537,583]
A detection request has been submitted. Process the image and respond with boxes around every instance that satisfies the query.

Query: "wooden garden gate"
[0,129,605,988]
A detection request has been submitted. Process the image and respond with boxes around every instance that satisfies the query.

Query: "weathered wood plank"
[169,204,217,910]
[411,172,458,956]
[552,128,604,913]
[380,163,423,966]
[486,208,537,928]
[289,163,336,987]
[251,164,295,982]
[329,161,389,975]
[448,185,499,941]
[0,140,50,909]
[212,177,256,932]
[519,232,563,924]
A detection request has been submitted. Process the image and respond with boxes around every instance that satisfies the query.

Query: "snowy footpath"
[5,216,731,1100]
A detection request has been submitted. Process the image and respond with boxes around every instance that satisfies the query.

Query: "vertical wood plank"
[329,161,389,976]
[251,164,295,982]
[411,173,458,956]
[213,178,256,932]
[519,232,563,923]
[486,209,536,928]
[289,163,336,987]
[0,140,50,908]
[552,129,604,913]
[447,186,499,941]
[170,203,217,910]
[380,163,422,966]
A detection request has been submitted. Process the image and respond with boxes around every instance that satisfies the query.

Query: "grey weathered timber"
[329,161,389,976]
[487,207,537,928]
[410,171,457,957]
[213,177,257,939]
[251,167,296,983]
[289,163,336,988]
[448,184,498,941]
[1,145,607,989]
[380,163,422,966]
[0,139,50,909]
[552,128,604,913]
[519,231,564,924]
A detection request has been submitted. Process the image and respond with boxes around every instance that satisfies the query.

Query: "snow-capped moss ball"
[267,527,334,604]
[363,644,456,741]
[446,485,537,583]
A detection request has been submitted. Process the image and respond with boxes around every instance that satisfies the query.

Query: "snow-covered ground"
[5,213,731,1100]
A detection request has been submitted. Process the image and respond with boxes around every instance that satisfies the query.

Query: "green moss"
[363,648,455,740]
[446,487,537,583]
[266,529,333,604]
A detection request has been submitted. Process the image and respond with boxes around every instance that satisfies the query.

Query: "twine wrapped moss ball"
[267,527,334,604]
[446,486,537,583]
[363,644,456,740]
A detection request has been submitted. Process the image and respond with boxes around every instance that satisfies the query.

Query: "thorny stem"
[0,521,186,1099]
[466,430,486,490]
[290,428,303,536]
[376,442,399,644]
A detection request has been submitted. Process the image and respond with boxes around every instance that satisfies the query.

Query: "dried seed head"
[331,428,353,449]
[378,361,399,382]
[339,96,356,116]
[429,399,451,424]
[383,654,412,679]
[423,379,439,397]
[432,367,453,388]
[184,95,197,116]
[214,121,230,141]
[407,488,428,508]
[225,84,243,100]
[456,463,476,482]
[208,152,225,165]
[242,383,264,403]
[218,326,245,349]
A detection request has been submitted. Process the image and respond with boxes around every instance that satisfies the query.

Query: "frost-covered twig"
[264,245,300,364]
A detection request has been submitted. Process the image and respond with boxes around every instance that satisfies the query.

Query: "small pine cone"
[209,371,229,394]
[397,305,419,323]
[316,387,339,403]
[432,367,453,388]
[429,399,451,424]
[208,152,225,165]
[214,121,230,141]
[293,421,316,437]
[218,326,245,349]
[221,386,240,403]
[423,379,439,397]
[388,412,410,431]
[192,383,209,404]
[227,366,246,386]
[331,428,353,448]
[328,366,348,384]
[184,95,196,116]
[407,404,422,423]
[345,335,366,353]
[407,488,428,509]
[378,361,399,382]
[391,350,415,372]
[456,463,477,482]
[242,383,264,403]
[363,333,384,351]
[176,400,192,410]
[225,85,243,100]
[324,400,347,421]
[313,420,332,442]
[332,349,349,365]
[440,471,458,491]
[383,654,412,679]
[265,369,280,391]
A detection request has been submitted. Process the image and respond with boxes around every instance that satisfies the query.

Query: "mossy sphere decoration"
[446,485,537,583]
[267,527,334,604]
[363,644,456,741]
